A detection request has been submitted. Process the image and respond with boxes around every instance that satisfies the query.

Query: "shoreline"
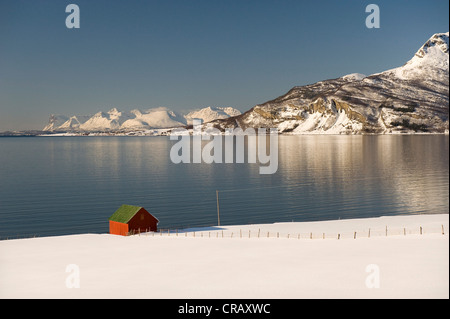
[0,213,448,299]
[1,213,448,242]
[1,129,449,137]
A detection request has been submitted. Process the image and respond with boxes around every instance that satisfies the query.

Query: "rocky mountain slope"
[211,32,449,134]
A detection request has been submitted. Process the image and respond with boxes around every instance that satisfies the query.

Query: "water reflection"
[276,135,449,220]
[0,135,448,237]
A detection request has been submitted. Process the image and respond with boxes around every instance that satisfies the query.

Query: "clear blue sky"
[0,0,448,130]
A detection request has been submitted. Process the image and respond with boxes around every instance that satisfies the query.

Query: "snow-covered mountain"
[211,32,449,134]
[43,32,448,135]
[184,106,242,125]
[43,106,241,132]
[43,114,69,131]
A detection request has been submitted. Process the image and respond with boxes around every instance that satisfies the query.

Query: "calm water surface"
[0,135,448,238]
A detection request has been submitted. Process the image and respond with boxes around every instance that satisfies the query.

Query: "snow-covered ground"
[0,214,448,299]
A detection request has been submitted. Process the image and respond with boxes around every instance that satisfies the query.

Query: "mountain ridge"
[43,106,241,132]
[42,32,449,135]
[210,32,449,134]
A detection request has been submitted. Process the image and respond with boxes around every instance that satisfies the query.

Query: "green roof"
[109,205,143,223]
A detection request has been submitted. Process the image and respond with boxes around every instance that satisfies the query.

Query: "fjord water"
[0,135,448,238]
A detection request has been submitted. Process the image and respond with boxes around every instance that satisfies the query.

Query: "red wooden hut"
[109,205,159,236]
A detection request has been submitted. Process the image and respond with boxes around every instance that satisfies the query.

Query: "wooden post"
[337,233,340,240]
[277,232,279,238]
[240,229,242,238]
[403,228,406,236]
[258,228,260,238]
[354,232,356,239]
[287,234,290,239]
[385,226,388,237]
[323,233,325,239]
[420,226,422,235]
[267,231,269,238]
[442,225,445,235]
[368,228,370,238]
[248,230,251,238]
[222,230,224,238]
[310,232,312,239]
[216,190,220,226]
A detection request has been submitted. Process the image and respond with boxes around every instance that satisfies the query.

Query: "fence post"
[403,228,406,236]
[323,233,325,239]
[442,225,445,235]
[258,228,260,238]
[368,228,370,238]
[420,226,422,235]
[337,233,340,240]
[385,226,388,237]
[310,232,312,240]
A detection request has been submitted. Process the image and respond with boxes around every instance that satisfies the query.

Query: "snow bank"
[0,214,448,299]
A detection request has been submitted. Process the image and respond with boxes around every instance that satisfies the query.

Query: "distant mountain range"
[210,32,449,134]
[43,106,241,132]
[40,32,449,135]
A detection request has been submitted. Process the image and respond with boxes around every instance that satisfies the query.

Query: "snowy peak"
[79,111,120,131]
[122,107,185,129]
[414,32,449,59]
[184,106,241,125]
[386,32,449,81]
[59,116,89,130]
[107,108,123,120]
[43,115,69,131]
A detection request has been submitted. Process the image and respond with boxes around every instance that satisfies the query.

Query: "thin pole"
[216,190,221,226]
